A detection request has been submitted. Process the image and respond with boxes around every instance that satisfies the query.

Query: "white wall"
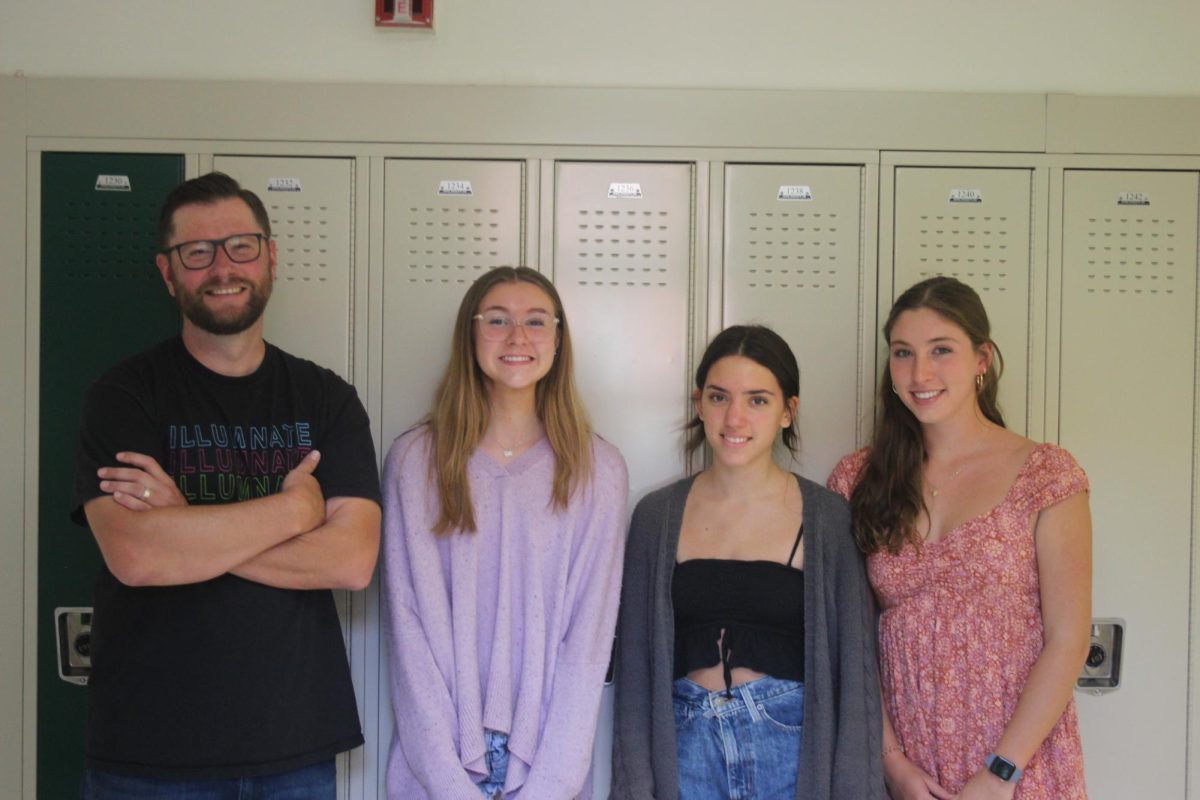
[3,0,1200,95]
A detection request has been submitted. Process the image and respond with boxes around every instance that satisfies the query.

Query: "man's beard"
[176,276,272,335]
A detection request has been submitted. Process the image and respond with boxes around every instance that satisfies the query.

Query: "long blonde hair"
[427,266,592,534]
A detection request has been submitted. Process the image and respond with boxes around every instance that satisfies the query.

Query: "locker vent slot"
[1082,216,1179,295]
[740,211,849,291]
[572,208,670,288]
[270,202,332,283]
[404,205,505,284]
[913,214,1018,293]
[58,199,162,280]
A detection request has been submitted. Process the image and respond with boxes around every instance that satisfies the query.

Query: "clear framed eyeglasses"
[162,233,268,271]
[473,311,560,341]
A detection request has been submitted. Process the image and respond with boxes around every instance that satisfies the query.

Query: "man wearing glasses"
[71,173,381,799]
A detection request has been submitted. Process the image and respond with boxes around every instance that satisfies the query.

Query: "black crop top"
[672,526,805,695]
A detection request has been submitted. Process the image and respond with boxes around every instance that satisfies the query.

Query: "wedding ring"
[142,486,151,500]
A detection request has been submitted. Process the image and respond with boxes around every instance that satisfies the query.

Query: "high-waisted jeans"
[673,675,805,800]
[475,729,510,799]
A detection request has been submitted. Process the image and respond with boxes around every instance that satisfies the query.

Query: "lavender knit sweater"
[382,427,629,799]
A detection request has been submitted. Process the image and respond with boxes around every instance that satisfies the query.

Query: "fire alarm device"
[376,0,433,28]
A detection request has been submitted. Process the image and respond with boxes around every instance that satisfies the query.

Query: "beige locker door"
[214,156,355,378]
[380,159,526,443]
[893,168,1032,432]
[552,161,693,799]
[213,156,363,797]
[552,161,694,498]
[723,164,864,481]
[1060,170,1198,800]
[376,159,526,800]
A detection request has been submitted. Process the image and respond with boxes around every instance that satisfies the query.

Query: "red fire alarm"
[376,0,432,28]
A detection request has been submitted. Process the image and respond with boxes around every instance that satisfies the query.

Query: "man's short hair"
[158,172,272,250]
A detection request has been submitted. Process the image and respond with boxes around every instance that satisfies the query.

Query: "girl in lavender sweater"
[382,266,629,799]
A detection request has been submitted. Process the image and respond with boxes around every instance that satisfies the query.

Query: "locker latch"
[1076,618,1123,695]
[55,607,92,686]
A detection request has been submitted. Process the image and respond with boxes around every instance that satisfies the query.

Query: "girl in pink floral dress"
[829,276,1092,800]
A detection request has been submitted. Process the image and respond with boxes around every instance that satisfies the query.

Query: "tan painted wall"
[3,1,1200,95]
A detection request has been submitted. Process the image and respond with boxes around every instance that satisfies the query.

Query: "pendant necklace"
[492,429,539,459]
[927,428,991,498]
[927,463,968,498]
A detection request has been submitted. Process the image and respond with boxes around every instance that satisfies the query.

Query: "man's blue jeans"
[80,758,336,800]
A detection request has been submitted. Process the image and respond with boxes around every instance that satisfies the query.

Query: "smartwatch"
[985,753,1023,783]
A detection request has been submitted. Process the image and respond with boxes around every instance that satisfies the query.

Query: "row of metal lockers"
[229,155,1198,800]
[37,152,1200,799]
[212,157,1194,479]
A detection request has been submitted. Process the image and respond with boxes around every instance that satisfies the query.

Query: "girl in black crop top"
[612,324,885,800]
[673,326,809,798]
[674,328,806,694]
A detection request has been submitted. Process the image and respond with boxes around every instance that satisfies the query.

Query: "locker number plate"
[948,188,983,203]
[778,185,813,201]
[95,175,131,192]
[608,183,643,199]
[438,180,474,196]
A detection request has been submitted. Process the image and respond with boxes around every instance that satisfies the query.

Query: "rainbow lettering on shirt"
[166,422,313,502]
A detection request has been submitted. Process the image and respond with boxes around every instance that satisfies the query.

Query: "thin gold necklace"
[927,463,968,498]
[926,427,991,498]
[490,428,540,459]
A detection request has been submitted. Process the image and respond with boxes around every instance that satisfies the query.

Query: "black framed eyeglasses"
[162,233,268,271]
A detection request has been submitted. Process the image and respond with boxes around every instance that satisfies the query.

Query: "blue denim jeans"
[476,729,510,799]
[673,675,804,800]
[80,759,335,800]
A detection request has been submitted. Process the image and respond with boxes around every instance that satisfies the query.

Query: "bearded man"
[71,172,381,799]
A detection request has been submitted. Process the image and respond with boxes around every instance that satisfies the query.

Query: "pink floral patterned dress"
[828,443,1088,799]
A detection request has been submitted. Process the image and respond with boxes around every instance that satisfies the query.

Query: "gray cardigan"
[610,473,884,800]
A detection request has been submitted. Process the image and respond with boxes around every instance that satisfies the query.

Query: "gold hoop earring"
[975,373,984,391]
[891,383,900,396]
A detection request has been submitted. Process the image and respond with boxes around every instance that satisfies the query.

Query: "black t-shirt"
[71,337,382,779]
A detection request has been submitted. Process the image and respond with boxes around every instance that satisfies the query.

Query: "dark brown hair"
[427,266,592,534]
[157,172,272,250]
[850,276,1005,554]
[685,325,800,459]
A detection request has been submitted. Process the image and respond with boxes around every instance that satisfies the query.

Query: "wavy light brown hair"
[427,266,592,534]
[851,276,1005,554]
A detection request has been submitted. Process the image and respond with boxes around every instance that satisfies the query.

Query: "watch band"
[985,753,1024,783]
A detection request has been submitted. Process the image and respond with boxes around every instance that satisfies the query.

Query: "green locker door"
[39,153,183,798]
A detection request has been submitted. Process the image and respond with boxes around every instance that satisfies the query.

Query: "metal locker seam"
[1023,167,1036,436]
[363,153,388,800]
[518,160,528,268]
[1025,164,1053,444]
[22,148,43,800]
[347,161,358,382]
[699,162,726,476]
[857,164,868,444]
[855,157,884,450]
[539,159,556,281]
[1190,170,1200,800]
[1043,165,1067,445]
[687,161,700,430]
